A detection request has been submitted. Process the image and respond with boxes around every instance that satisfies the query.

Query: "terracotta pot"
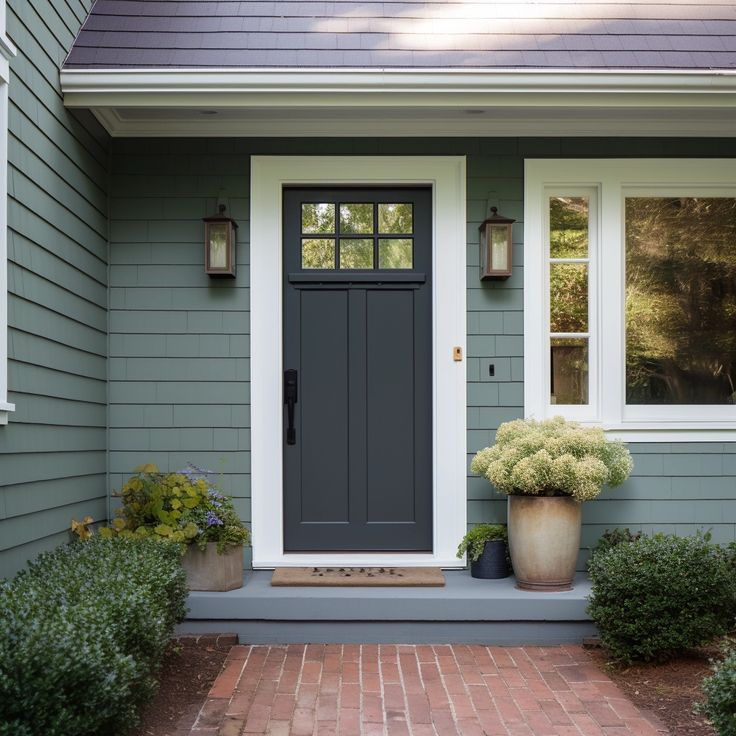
[182,542,244,592]
[507,495,582,592]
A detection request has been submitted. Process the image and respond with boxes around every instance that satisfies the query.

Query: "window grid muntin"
[300,200,414,271]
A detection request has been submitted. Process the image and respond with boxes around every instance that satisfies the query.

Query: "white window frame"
[250,156,467,568]
[0,10,15,425]
[525,159,736,442]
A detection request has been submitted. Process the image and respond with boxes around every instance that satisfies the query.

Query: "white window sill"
[599,423,736,443]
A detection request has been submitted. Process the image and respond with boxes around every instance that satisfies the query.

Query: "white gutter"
[61,68,736,109]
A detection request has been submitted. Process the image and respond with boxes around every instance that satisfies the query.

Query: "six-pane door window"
[300,202,414,270]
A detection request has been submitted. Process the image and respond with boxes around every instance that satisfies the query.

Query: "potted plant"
[456,524,510,579]
[471,417,632,592]
[103,463,250,591]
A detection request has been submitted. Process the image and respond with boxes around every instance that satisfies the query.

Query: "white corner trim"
[0,79,12,425]
[250,155,467,568]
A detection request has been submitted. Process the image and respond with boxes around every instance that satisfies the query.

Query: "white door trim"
[250,156,467,568]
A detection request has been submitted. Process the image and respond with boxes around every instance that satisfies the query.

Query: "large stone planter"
[182,543,244,592]
[507,495,582,592]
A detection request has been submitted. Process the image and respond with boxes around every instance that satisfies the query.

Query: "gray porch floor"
[177,570,596,645]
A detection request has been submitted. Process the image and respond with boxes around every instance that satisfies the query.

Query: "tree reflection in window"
[626,197,736,405]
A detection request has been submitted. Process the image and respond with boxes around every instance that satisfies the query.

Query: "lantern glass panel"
[490,225,509,272]
[208,223,229,269]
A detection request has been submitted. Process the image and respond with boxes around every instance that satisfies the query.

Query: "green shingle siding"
[108,137,736,570]
[0,0,109,578]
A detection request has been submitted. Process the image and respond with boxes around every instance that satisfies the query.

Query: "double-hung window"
[525,159,736,440]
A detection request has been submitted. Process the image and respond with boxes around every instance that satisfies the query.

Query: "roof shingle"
[63,0,736,69]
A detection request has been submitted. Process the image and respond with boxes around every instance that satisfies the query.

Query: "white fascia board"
[61,68,736,109]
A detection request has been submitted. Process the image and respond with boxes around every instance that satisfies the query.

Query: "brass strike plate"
[453,346,463,362]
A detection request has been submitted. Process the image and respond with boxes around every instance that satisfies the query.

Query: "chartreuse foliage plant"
[0,536,187,736]
[587,532,735,663]
[102,463,250,554]
[456,524,507,563]
[471,416,633,502]
[699,645,736,736]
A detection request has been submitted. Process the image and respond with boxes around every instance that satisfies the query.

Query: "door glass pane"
[626,197,736,405]
[302,203,335,234]
[550,196,589,258]
[379,239,413,269]
[339,203,373,234]
[302,238,335,269]
[340,239,373,269]
[550,263,588,332]
[378,203,413,234]
[551,338,589,405]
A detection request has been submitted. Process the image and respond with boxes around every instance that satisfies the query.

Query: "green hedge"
[700,648,736,736]
[587,532,735,663]
[0,536,188,736]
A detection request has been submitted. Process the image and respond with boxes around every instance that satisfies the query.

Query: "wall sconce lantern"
[203,204,237,278]
[479,206,515,280]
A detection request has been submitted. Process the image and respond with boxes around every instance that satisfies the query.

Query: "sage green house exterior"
[1,1,735,579]
[0,0,109,576]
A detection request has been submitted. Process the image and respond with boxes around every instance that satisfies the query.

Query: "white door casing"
[250,156,467,568]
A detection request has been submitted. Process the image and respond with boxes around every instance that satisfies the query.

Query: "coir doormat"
[271,566,445,587]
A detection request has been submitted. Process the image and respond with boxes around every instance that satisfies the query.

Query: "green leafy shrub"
[471,416,633,502]
[0,536,187,736]
[456,524,507,563]
[699,646,736,736]
[590,528,643,561]
[587,532,734,663]
[104,463,250,553]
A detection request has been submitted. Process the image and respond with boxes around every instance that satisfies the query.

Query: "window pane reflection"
[340,239,373,269]
[302,203,335,234]
[379,239,413,269]
[626,197,736,405]
[302,238,335,269]
[551,338,589,405]
[550,263,588,333]
[550,197,588,258]
[378,203,413,234]
[339,203,373,234]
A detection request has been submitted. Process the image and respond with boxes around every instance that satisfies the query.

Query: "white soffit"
[59,68,736,137]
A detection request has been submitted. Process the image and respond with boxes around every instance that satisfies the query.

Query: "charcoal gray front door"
[283,188,433,551]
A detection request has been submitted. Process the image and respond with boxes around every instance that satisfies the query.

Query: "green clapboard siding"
[108,137,736,571]
[0,0,109,579]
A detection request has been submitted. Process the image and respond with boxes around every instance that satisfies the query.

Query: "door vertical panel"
[366,289,415,523]
[298,289,350,524]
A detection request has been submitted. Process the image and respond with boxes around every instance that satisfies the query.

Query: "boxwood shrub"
[587,532,735,663]
[0,536,188,736]
[699,647,736,736]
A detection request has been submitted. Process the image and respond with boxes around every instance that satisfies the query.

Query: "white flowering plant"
[471,416,633,502]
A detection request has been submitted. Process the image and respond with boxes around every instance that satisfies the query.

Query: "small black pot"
[470,540,510,579]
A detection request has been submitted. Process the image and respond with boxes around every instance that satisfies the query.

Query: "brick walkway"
[189,644,667,735]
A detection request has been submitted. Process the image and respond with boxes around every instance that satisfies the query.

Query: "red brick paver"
[188,645,667,735]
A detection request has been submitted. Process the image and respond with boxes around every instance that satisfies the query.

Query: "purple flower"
[179,462,216,481]
[205,511,224,527]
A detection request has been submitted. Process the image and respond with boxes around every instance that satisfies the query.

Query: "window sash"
[543,187,599,421]
[525,159,736,437]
